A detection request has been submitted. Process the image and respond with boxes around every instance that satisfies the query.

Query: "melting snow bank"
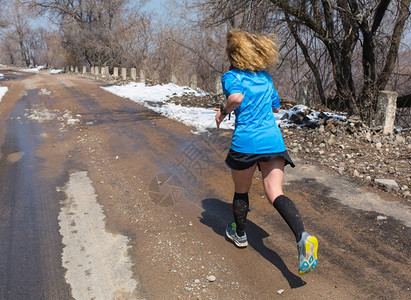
[102,82,345,134]
[102,82,235,133]
[50,69,63,74]
[0,86,8,103]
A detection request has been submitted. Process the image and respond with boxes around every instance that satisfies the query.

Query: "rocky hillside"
[170,93,411,200]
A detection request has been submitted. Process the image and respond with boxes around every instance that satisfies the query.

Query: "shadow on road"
[199,198,306,289]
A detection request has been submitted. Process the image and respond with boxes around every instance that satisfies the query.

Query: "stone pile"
[280,110,410,199]
[170,93,410,199]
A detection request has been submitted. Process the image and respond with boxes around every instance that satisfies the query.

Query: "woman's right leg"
[260,158,318,274]
[259,158,304,243]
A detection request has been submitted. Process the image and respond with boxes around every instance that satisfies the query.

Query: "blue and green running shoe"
[225,222,248,248]
[297,232,318,275]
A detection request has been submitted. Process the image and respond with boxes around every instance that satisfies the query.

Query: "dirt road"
[0,69,409,299]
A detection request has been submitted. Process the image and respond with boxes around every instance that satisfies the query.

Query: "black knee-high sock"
[273,195,305,242]
[233,192,249,237]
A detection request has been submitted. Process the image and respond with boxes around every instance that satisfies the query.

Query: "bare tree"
[194,0,411,122]
[0,0,34,67]
[29,0,150,68]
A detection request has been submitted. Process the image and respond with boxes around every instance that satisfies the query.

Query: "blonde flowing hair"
[226,30,280,72]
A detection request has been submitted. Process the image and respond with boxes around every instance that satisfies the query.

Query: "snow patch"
[50,69,63,74]
[39,88,51,95]
[27,108,57,122]
[0,86,8,103]
[102,82,345,133]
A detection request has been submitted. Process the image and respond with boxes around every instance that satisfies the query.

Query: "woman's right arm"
[214,93,243,129]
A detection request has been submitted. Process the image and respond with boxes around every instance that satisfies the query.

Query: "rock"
[281,113,289,120]
[375,142,382,150]
[395,135,405,144]
[277,289,285,295]
[207,275,216,282]
[327,136,336,145]
[289,112,306,124]
[365,131,372,143]
[353,170,360,177]
[374,179,400,192]
[318,125,325,134]
[325,123,335,132]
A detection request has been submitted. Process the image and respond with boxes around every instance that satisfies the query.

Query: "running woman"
[214,30,318,275]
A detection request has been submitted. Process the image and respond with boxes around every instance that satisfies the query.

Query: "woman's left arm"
[214,93,243,129]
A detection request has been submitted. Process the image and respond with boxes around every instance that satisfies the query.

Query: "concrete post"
[113,67,119,78]
[130,68,137,81]
[70,66,74,72]
[75,66,79,73]
[298,81,314,107]
[101,66,105,76]
[190,74,197,90]
[121,68,127,80]
[375,90,398,134]
[95,66,99,75]
[153,71,160,84]
[105,66,109,76]
[139,69,146,83]
[170,72,178,84]
[215,77,223,94]
[83,66,87,74]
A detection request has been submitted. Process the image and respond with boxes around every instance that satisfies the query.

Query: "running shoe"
[225,222,248,247]
[297,232,318,275]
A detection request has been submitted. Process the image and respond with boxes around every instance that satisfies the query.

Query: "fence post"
[375,90,398,134]
[82,66,87,74]
[171,72,178,84]
[298,81,314,107]
[121,68,127,80]
[190,74,197,90]
[74,66,78,73]
[130,68,137,80]
[113,67,119,78]
[70,66,74,72]
[95,66,99,75]
[139,69,146,83]
[215,77,222,94]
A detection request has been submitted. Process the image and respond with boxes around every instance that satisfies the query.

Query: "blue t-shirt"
[222,68,286,154]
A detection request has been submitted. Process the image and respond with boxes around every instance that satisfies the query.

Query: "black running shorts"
[225,148,295,170]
